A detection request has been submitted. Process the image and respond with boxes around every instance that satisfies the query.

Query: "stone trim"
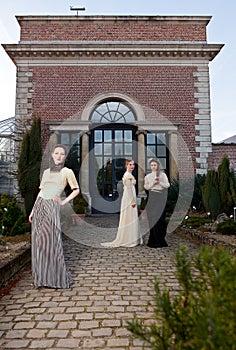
[3,43,223,64]
[194,65,212,174]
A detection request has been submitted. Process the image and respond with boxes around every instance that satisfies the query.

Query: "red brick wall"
[208,144,236,170]
[31,65,198,158]
[18,17,207,42]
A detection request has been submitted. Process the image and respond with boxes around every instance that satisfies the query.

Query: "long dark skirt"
[146,190,168,248]
[31,197,73,288]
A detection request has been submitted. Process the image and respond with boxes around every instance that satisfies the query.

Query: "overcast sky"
[0,0,235,142]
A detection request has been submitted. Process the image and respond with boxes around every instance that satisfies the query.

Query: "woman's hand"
[29,214,33,223]
[131,201,136,208]
[54,195,63,205]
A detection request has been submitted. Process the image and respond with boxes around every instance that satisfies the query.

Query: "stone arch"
[81,92,145,122]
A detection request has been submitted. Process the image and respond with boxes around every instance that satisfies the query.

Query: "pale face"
[51,147,66,165]
[150,161,159,172]
[127,160,135,172]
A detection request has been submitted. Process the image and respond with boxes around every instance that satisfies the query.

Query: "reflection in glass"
[95,156,103,169]
[157,145,166,157]
[115,143,123,156]
[124,130,132,141]
[147,133,155,144]
[157,133,166,145]
[124,144,132,155]
[147,145,156,157]
[115,130,123,141]
[61,133,70,145]
[94,130,102,142]
[94,143,102,155]
[104,130,112,142]
[104,143,112,155]
[71,133,78,144]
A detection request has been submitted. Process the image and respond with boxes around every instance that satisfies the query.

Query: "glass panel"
[96,104,108,114]
[107,101,119,110]
[104,130,112,142]
[104,161,112,181]
[95,156,103,170]
[104,143,112,155]
[109,111,116,121]
[123,111,135,122]
[71,133,79,144]
[92,112,101,123]
[124,130,132,141]
[102,112,111,123]
[115,130,123,141]
[115,143,123,156]
[114,158,125,169]
[157,145,166,157]
[124,143,132,155]
[147,133,155,144]
[157,133,166,145]
[61,133,70,145]
[104,184,113,199]
[91,101,135,124]
[118,103,129,114]
[115,115,125,123]
[104,157,111,168]
[94,130,102,142]
[147,145,156,157]
[159,158,166,169]
[94,143,102,155]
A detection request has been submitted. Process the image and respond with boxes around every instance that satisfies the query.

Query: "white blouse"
[144,171,170,192]
[38,167,79,199]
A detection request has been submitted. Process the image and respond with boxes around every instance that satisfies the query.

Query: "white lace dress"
[101,171,143,247]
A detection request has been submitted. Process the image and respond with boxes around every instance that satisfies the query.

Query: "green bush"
[0,193,28,236]
[73,193,88,214]
[181,215,210,229]
[127,245,236,350]
[216,218,236,235]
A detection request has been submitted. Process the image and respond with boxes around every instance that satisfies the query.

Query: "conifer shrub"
[18,117,42,217]
[202,170,221,218]
[127,245,236,350]
[216,218,236,235]
[218,157,235,215]
[0,193,28,236]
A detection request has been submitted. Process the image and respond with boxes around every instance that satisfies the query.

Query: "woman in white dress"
[101,159,143,247]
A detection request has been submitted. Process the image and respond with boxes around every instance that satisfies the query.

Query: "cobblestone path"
[0,216,200,349]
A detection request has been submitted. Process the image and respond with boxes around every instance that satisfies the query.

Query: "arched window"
[91,101,135,123]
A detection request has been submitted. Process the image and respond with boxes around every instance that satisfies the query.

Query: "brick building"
[3,15,223,213]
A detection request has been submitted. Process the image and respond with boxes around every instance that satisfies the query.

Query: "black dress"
[146,189,168,248]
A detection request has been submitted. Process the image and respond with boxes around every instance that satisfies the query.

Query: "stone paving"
[0,215,200,350]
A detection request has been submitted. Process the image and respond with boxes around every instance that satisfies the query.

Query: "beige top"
[38,167,79,200]
[144,171,170,192]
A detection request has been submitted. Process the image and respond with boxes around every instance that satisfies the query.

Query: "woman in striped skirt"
[29,144,80,289]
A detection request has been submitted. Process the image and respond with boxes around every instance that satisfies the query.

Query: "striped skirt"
[31,197,73,288]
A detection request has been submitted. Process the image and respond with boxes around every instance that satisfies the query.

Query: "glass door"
[90,125,137,214]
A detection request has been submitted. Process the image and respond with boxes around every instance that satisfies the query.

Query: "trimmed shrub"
[216,218,236,235]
